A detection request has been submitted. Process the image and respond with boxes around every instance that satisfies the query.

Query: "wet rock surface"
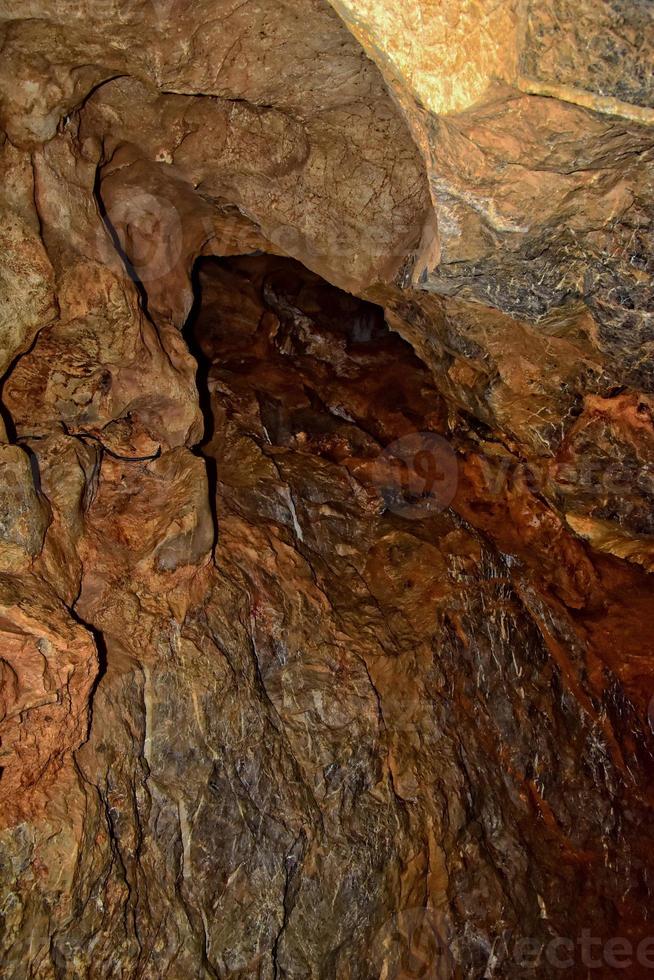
[0,2,653,978]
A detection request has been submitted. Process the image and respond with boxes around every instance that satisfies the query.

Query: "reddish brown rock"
[0,573,97,831]
[0,3,653,978]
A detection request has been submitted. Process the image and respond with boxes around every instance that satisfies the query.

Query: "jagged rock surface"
[0,2,653,978]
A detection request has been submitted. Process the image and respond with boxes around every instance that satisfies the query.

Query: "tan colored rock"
[419,90,654,393]
[0,211,55,378]
[98,152,275,327]
[0,138,39,229]
[80,73,428,294]
[328,0,520,114]
[3,131,203,454]
[0,1,431,292]
[330,2,654,370]
[30,432,100,604]
[4,271,203,454]
[379,290,607,453]
[550,391,654,571]
[0,445,49,573]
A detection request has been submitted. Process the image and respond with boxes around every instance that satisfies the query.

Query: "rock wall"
[0,2,653,977]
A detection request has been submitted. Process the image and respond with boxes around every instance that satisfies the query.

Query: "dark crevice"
[183,259,220,552]
[62,426,162,463]
[69,603,109,738]
[0,397,16,443]
[21,442,48,504]
[93,162,150,313]
[92,166,222,545]
[0,326,45,442]
[63,73,131,132]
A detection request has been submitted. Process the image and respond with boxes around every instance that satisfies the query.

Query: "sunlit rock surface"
[0,1,653,977]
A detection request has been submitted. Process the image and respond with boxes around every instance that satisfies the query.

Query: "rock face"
[0,2,653,978]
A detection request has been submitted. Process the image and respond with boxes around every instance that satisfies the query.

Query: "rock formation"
[0,1,653,977]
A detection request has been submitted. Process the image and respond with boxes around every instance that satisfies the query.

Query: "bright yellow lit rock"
[328,0,520,114]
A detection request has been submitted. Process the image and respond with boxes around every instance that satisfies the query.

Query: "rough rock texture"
[521,0,654,111]
[0,1,653,978]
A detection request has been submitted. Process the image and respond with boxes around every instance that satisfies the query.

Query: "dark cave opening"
[182,253,455,549]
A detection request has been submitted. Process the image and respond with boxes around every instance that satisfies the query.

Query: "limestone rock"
[332,1,654,394]
[0,573,97,831]
[328,0,520,114]
[421,91,654,390]
[521,0,654,112]
[0,210,55,379]
[0,0,431,292]
[0,2,653,978]
[0,445,49,573]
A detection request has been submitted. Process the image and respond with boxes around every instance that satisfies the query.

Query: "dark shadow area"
[69,604,109,731]
[181,252,395,552]
[187,254,389,353]
[183,258,217,447]
[0,398,16,442]
[182,258,221,550]
[181,252,453,547]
